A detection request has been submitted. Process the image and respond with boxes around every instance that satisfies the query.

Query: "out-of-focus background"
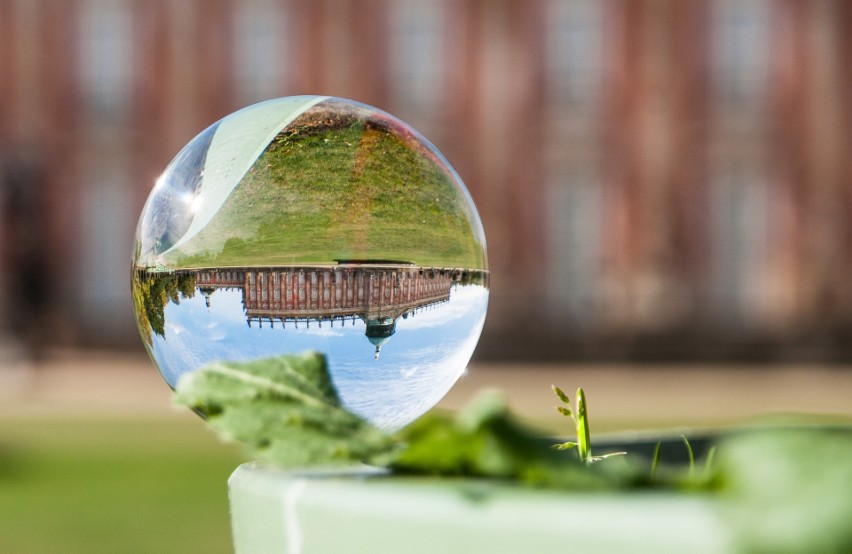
[1,1,851,552]
[2,0,852,360]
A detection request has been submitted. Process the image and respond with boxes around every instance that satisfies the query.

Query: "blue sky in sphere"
[151,283,488,429]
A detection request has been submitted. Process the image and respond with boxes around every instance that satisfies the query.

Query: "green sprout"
[552,385,625,465]
[650,435,718,484]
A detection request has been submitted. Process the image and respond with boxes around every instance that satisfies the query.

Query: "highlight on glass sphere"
[131,96,488,430]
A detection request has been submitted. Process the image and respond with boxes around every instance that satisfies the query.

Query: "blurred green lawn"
[0,417,245,554]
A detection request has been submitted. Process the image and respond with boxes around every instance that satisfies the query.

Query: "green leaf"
[556,405,572,418]
[173,351,396,468]
[718,426,852,553]
[589,452,627,463]
[552,384,571,405]
[553,441,578,451]
[391,391,624,490]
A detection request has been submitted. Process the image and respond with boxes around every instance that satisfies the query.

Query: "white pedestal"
[228,463,729,553]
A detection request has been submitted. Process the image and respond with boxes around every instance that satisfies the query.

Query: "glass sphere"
[132,96,488,430]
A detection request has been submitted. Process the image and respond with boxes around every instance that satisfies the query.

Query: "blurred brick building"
[1,0,851,360]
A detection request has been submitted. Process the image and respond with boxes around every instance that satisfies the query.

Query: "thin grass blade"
[700,445,717,482]
[650,442,662,480]
[681,434,695,480]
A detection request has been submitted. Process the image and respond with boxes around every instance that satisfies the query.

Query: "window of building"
[545,0,604,108]
[709,162,770,326]
[711,0,771,107]
[542,0,605,323]
[232,0,288,104]
[544,170,603,324]
[388,0,447,125]
[78,0,133,119]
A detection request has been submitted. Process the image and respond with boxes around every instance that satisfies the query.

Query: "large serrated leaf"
[173,351,397,468]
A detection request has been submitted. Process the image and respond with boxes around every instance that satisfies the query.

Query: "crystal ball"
[132,96,488,430]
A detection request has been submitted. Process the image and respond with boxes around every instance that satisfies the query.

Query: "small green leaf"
[589,452,627,463]
[173,351,396,468]
[553,441,578,451]
[556,405,572,417]
[552,384,571,405]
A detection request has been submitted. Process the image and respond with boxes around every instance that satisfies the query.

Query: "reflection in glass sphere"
[132,96,488,430]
